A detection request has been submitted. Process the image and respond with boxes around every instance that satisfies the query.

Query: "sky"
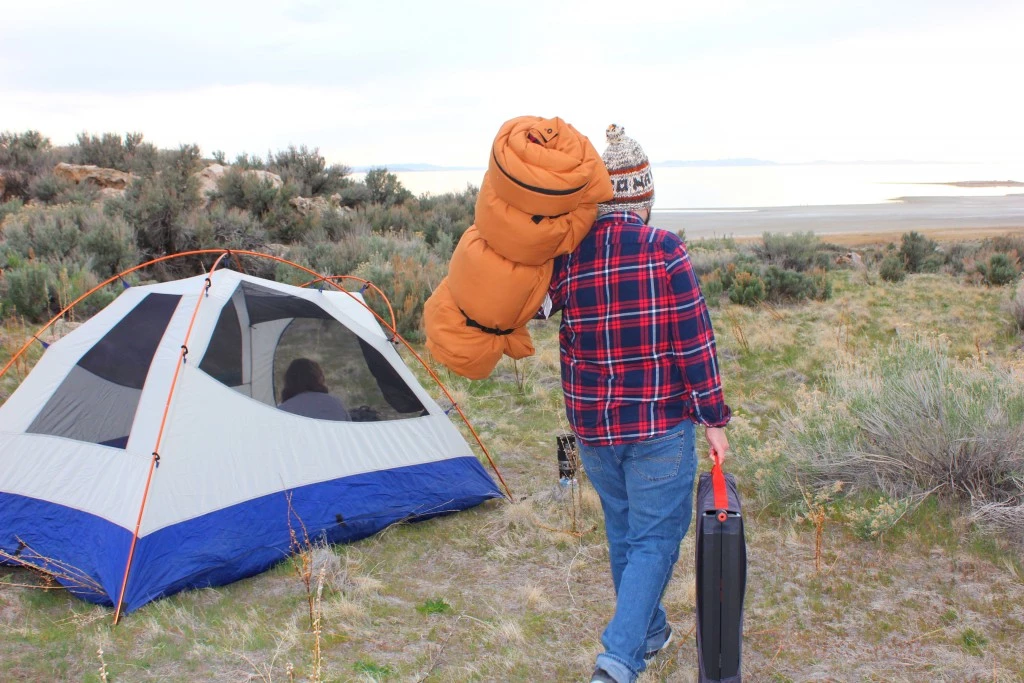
[2,0,1023,168]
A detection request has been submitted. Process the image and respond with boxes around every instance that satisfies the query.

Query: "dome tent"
[0,264,502,618]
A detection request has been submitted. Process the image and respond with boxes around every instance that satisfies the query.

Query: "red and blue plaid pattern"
[544,211,730,445]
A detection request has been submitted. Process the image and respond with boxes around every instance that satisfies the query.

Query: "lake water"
[357,162,1024,210]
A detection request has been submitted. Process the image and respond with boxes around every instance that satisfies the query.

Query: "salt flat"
[655,193,1024,242]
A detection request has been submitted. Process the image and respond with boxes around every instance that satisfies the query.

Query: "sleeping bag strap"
[460,309,514,336]
[711,460,730,520]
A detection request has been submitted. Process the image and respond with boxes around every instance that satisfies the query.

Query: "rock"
[263,243,289,259]
[836,251,867,271]
[194,163,228,198]
[191,164,284,202]
[248,169,283,189]
[98,187,126,201]
[53,162,136,190]
[289,195,354,217]
[289,195,331,216]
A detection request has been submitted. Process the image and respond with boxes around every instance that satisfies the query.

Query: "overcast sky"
[3,0,1023,167]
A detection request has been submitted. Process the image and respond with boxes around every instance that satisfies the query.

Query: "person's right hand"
[705,427,729,465]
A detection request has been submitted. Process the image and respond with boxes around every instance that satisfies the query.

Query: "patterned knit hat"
[597,124,654,216]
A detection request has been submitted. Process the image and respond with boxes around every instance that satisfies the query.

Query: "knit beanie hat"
[597,124,654,216]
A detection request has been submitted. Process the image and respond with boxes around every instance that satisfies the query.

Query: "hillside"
[2,250,1024,680]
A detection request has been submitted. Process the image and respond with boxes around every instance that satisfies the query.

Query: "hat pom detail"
[606,124,626,144]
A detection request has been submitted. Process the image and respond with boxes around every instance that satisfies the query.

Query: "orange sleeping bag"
[424,116,612,379]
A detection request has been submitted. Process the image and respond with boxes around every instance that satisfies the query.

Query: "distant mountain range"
[655,158,776,167]
[351,163,483,173]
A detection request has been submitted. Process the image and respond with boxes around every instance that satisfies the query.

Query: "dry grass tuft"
[782,335,1024,513]
[486,499,539,543]
[970,500,1024,544]
[518,582,552,612]
[495,617,525,646]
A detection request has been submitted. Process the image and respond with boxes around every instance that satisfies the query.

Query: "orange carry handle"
[711,452,730,518]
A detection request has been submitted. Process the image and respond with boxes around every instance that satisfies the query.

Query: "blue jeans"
[579,420,698,683]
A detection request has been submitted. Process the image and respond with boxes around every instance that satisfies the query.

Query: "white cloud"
[2,1,1022,165]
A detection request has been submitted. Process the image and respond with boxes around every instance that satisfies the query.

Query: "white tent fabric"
[0,270,501,613]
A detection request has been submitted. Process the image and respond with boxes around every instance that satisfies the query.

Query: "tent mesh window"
[199,282,425,422]
[27,293,182,448]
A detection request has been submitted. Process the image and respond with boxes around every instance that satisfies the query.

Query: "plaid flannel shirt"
[543,211,730,445]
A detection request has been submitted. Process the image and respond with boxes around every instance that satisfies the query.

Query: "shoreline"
[653,194,1024,246]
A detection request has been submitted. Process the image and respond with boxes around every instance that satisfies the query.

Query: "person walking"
[540,124,731,683]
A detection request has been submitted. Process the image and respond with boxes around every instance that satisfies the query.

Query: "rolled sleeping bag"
[446,225,553,331]
[424,115,612,379]
[424,278,535,381]
[476,116,612,265]
[487,116,610,218]
[474,180,598,266]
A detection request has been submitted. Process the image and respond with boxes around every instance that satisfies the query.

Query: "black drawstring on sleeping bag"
[460,309,514,336]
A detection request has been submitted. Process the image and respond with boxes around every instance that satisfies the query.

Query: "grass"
[2,249,1024,681]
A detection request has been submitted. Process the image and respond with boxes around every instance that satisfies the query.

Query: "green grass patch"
[416,598,453,616]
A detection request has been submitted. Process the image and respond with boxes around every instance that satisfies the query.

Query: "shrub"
[317,208,359,241]
[688,249,739,280]
[987,234,1024,256]
[763,266,812,302]
[415,185,477,250]
[898,231,937,273]
[117,144,202,259]
[0,130,52,170]
[920,252,945,274]
[3,262,54,320]
[353,250,446,340]
[264,197,315,244]
[688,235,737,252]
[1,204,87,264]
[73,131,158,175]
[728,271,765,306]
[1007,280,1024,332]
[364,167,413,206]
[233,152,265,170]
[28,173,75,204]
[717,257,761,291]
[268,145,351,197]
[188,205,267,254]
[763,266,833,303]
[216,167,282,218]
[52,264,119,319]
[361,203,418,234]
[977,253,1019,286]
[810,269,832,301]
[781,335,1024,508]
[944,242,978,275]
[700,269,724,305]
[878,254,906,282]
[288,231,440,325]
[1,205,141,280]
[0,198,24,225]
[337,182,372,208]
[82,213,139,276]
[1,130,59,201]
[756,232,826,272]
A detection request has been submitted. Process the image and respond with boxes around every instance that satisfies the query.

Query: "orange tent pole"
[298,274,397,332]
[112,252,231,623]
